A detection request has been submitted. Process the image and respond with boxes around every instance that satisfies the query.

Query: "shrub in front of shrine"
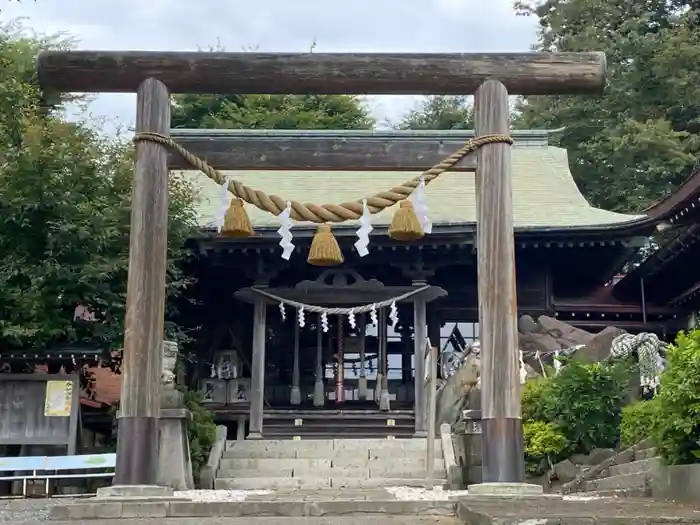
[180,386,217,481]
[522,360,632,454]
[620,398,660,448]
[523,420,569,475]
[650,329,700,465]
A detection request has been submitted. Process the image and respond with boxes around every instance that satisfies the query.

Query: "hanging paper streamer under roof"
[277,201,294,260]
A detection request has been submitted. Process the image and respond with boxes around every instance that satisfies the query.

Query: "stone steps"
[216,438,447,491]
[215,476,443,490]
[609,457,660,477]
[220,456,438,470]
[584,471,650,494]
[262,409,416,439]
[217,466,448,480]
[634,447,657,461]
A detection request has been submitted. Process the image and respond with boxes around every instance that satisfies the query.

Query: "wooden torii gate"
[36,51,606,488]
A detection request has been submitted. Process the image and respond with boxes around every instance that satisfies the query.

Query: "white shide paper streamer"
[277,201,295,260]
[354,198,373,257]
[214,175,233,233]
[413,175,432,235]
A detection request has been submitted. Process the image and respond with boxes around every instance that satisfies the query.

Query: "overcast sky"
[3,0,538,133]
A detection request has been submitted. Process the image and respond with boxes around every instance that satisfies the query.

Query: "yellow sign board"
[44,381,72,417]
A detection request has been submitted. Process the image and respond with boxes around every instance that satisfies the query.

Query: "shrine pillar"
[313,314,325,406]
[413,281,428,436]
[290,321,301,405]
[248,294,267,439]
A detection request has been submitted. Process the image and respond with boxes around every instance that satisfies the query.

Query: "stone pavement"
[458,496,700,524]
[1,489,461,524]
[4,488,700,524]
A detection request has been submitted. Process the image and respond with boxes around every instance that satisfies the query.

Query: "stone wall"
[651,463,700,503]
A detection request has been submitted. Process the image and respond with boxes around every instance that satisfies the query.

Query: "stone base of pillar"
[156,408,194,490]
[236,416,246,441]
[379,389,391,411]
[466,482,543,496]
[313,380,325,406]
[290,386,302,405]
[96,485,179,499]
[358,376,368,400]
[247,431,263,440]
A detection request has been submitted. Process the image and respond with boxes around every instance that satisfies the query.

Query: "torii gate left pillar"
[36,50,605,490]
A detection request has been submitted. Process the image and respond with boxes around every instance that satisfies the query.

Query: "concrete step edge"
[609,457,661,476]
[51,499,457,519]
[584,471,648,491]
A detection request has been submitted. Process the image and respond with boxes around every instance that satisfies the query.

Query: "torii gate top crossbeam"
[36,51,606,96]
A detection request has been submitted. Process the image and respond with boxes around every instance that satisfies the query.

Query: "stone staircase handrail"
[199,424,228,489]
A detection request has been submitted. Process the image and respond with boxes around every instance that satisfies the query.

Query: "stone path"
[0,493,461,525]
[4,489,700,524]
[52,518,460,525]
[1,487,464,523]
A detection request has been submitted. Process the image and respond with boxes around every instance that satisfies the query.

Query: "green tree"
[512,0,700,212]
[170,42,375,130]
[0,22,199,354]
[395,96,474,130]
[172,94,374,129]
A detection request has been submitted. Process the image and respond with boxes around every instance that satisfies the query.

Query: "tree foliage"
[651,330,700,465]
[620,398,659,448]
[512,0,700,212]
[0,21,199,354]
[395,96,475,130]
[172,94,374,130]
[522,360,632,454]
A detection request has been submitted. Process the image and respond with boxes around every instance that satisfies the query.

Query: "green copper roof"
[177,144,645,231]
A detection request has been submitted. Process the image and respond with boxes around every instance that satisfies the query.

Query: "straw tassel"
[307,224,344,266]
[221,198,254,238]
[388,200,424,241]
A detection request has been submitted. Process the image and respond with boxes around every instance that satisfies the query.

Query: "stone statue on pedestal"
[156,340,195,490]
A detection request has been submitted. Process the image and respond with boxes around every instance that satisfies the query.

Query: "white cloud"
[2,0,537,133]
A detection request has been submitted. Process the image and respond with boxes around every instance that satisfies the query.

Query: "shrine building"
[165,128,699,440]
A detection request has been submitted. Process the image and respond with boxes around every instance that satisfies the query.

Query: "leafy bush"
[180,386,217,480]
[523,420,569,475]
[651,330,700,465]
[522,360,632,453]
[620,399,659,448]
[522,376,553,422]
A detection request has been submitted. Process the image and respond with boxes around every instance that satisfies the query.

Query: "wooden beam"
[37,51,606,95]
[474,80,525,484]
[166,129,551,171]
[114,78,170,486]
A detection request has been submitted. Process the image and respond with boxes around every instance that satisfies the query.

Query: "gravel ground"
[0,498,72,524]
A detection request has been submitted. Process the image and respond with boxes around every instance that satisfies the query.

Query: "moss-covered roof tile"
[178,145,645,230]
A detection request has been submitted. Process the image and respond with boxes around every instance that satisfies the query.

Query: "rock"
[571,326,627,363]
[518,315,539,334]
[552,459,579,482]
[519,332,564,353]
[524,363,541,381]
[587,448,616,465]
[536,316,594,346]
[569,453,590,466]
[436,354,480,426]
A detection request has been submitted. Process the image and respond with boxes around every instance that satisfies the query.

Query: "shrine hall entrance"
[233,269,446,438]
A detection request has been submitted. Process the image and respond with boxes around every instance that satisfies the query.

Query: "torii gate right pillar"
[473,79,524,484]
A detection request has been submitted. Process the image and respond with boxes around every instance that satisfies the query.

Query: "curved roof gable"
[178,137,644,231]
